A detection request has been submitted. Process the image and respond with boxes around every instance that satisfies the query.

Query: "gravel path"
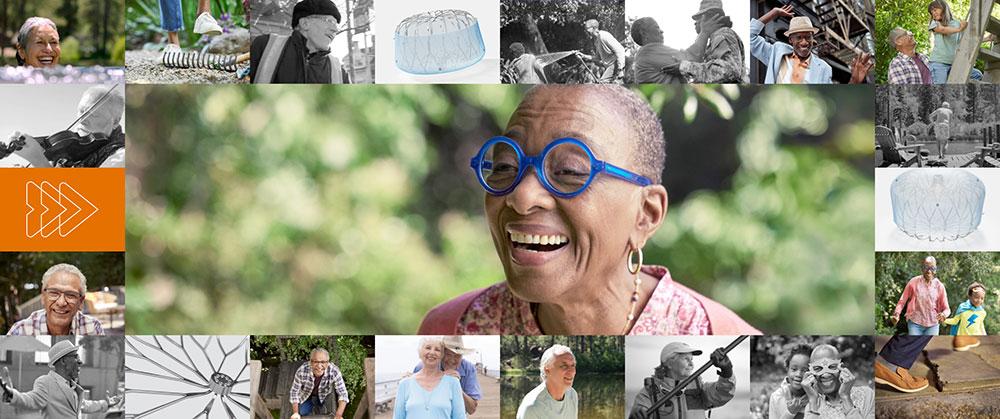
[126,50,248,84]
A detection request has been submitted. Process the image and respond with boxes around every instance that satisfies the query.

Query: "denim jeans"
[159,0,184,32]
[929,61,984,83]
[907,319,940,335]
[300,394,332,416]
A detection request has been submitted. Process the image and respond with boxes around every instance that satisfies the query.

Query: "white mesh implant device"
[890,168,986,241]
[394,9,486,74]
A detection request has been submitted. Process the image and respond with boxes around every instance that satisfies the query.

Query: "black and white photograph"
[0,84,125,168]
[500,0,626,84]
[875,168,997,250]
[876,85,1000,168]
[625,336,749,419]
[0,336,125,419]
[125,335,250,418]
[375,335,498,419]
[749,0,874,84]
[374,0,497,84]
[0,252,125,336]
[751,335,874,419]
[625,0,748,84]
[249,0,374,83]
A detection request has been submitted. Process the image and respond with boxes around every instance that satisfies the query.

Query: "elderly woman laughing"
[419,85,759,335]
[16,17,60,67]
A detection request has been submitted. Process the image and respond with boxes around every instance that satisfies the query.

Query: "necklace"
[529,272,643,336]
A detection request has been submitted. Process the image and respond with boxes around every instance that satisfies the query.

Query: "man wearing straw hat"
[411,336,483,414]
[749,5,872,84]
[628,342,734,419]
[0,340,122,419]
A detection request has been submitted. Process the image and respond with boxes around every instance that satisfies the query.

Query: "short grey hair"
[584,19,599,29]
[888,27,907,45]
[309,348,329,360]
[80,85,125,127]
[418,336,443,355]
[41,264,87,294]
[17,17,57,47]
[539,344,574,381]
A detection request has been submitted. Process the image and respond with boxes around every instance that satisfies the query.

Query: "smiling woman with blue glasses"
[418,85,759,336]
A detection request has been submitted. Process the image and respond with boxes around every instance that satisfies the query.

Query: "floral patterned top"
[454,265,712,335]
[894,275,950,328]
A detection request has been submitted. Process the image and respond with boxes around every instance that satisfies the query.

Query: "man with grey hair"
[517,344,578,419]
[289,347,349,419]
[250,0,350,83]
[3,85,125,167]
[886,27,932,84]
[581,19,626,83]
[929,102,954,159]
[15,17,60,67]
[629,342,734,419]
[7,264,105,336]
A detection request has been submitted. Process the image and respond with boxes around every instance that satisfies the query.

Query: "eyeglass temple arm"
[471,157,491,170]
[599,162,653,186]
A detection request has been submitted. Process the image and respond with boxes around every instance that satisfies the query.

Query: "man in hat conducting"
[250,0,351,83]
[410,336,483,414]
[628,342,734,419]
[0,340,122,419]
[749,5,872,83]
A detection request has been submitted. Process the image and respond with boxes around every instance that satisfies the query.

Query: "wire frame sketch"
[125,336,250,419]
[394,9,486,74]
[891,168,986,241]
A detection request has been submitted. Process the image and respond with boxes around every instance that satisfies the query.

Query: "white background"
[875,167,999,251]
[625,0,750,70]
[375,335,500,382]
[374,0,500,83]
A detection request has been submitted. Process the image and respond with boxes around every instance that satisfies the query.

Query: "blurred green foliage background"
[125,84,874,335]
[0,0,125,65]
[876,252,1000,335]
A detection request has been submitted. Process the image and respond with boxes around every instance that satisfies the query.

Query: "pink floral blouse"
[894,275,950,328]
[454,265,712,335]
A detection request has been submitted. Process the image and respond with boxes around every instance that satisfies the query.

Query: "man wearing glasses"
[250,0,351,83]
[887,27,933,84]
[289,348,349,419]
[7,264,104,335]
[0,340,123,418]
[750,6,871,84]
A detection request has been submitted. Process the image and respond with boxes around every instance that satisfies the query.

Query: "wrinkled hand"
[800,373,821,405]
[106,391,123,407]
[772,5,795,18]
[700,13,732,35]
[891,313,900,325]
[710,347,733,378]
[937,312,947,322]
[838,368,856,400]
[660,56,681,75]
[849,52,873,84]
[3,131,49,166]
[444,369,461,379]
[401,371,413,379]
[0,367,13,401]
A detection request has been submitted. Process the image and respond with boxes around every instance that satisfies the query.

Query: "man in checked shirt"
[290,348,349,419]
[6,264,104,336]
[887,27,933,84]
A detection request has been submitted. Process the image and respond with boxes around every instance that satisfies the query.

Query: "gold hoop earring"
[627,247,643,275]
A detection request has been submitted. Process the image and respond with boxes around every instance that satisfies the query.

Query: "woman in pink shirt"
[892,256,950,335]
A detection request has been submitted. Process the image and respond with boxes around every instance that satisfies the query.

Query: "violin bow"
[63,85,120,134]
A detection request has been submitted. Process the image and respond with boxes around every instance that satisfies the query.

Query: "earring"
[627,247,643,275]
[622,247,643,334]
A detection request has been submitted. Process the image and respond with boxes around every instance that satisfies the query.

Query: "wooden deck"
[878,151,1000,168]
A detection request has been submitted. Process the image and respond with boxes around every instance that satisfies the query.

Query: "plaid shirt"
[7,309,105,335]
[888,51,931,84]
[289,362,350,405]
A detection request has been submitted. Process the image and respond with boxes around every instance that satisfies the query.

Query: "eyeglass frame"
[309,360,331,365]
[43,287,84,304]
[470,136,653,199]
[922,265,937,272]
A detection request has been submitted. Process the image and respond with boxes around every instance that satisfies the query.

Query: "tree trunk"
[522,13,548,55]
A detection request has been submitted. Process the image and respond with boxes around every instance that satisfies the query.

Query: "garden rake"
[161,50,250,72]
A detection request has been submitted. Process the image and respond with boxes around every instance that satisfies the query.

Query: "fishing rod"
[644,335,749,416]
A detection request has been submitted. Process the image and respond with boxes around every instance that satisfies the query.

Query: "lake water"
[501,373,625,419]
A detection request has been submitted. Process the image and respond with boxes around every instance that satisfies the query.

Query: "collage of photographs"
[0,0,999,417]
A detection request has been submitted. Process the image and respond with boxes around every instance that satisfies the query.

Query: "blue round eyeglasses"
[470,137,653,198]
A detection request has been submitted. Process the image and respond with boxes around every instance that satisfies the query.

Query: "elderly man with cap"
[750,6,871,84]
[410,336,482,414]
[517,344,577,419]
[289,347,349,419]
[250,0,351,83]
[580,19,626,83]
[628,342,734,419]
[886,27,933,84]
[6,264,105,335]
[0,339,122,419]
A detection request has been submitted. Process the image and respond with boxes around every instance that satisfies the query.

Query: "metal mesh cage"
[890,168,986,241]
[394,9,486,74]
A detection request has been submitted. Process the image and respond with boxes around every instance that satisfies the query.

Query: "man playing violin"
[2,85,125,168]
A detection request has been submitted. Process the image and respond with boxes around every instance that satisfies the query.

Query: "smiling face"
[922,258,937,281]
[299,15,338,51]
[56,352,82,382]
[930,6,943,21]
[486,87,644,304]
[309,351,330,377]
[786,353,810,391]
[19,25,60,67]
[44,271,84,333]
[788,32,813,59]
[441,347,462,370]
[809,347,842,395]
[544,352,577,389]
[971,287,986,308]
[665,353,694,379]
[419,340,444,367]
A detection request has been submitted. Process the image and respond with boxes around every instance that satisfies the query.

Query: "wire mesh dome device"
[890,169,986,241]
[394,9,486,74]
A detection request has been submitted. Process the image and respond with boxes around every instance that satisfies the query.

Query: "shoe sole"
[875,376,929,393]
[954,342,980,351]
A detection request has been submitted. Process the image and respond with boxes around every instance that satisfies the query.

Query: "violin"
[0,87,118,167]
